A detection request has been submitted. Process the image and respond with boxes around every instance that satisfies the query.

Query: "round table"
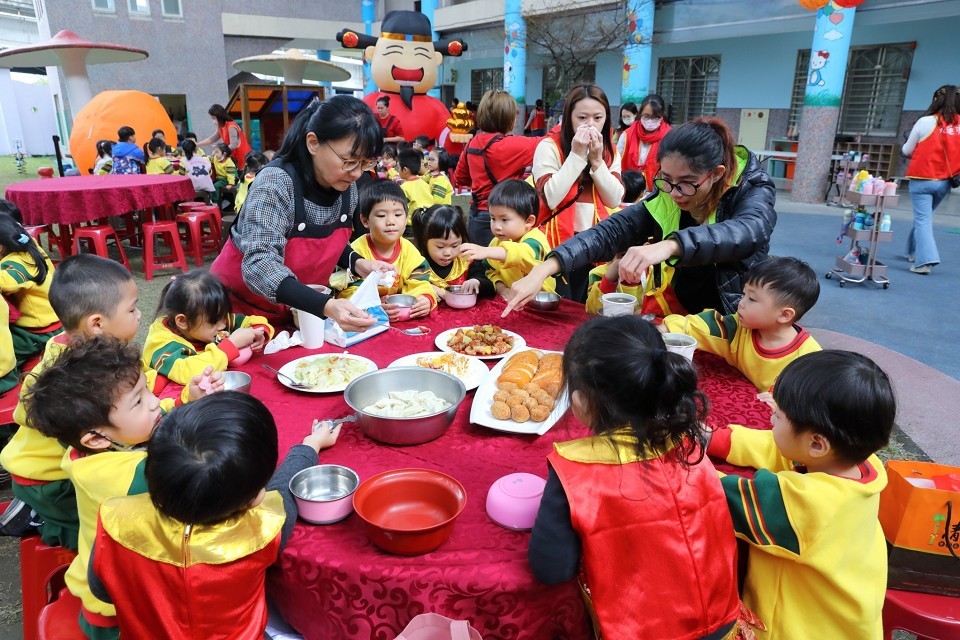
[4,174,196,226]
[230,298,770,640]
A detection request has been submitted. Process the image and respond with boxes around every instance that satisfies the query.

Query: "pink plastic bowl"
[485,473,546,531]
[444,286,477,310]
[290,465,360,525]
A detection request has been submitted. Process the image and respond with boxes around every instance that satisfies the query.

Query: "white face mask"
[621,116,635,126]
[641,118,662,132]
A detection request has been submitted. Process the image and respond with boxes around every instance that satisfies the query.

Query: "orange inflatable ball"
[69,90,177,175]
[797,0,828,9]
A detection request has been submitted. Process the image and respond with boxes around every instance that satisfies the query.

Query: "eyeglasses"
[324,141,376,172]
[653,173,712,197]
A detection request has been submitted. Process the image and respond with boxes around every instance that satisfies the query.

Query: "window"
[656,55,720,124]
[470,68,503,102]
[838,43,914,137]
[92,0,115,11]
[541,64,596,106]
[161,0,181,17]
[128,0,149,15]
[787,50,810,138]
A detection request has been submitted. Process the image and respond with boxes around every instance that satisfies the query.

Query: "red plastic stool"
[194,204,223,241]
[38,588,85,640]
[72,225,130,271]
[24,226,67,263]
[36,167,54,179]
[142,221,188,280]
[883,588,960,639]
[111,212,140,248]
[19,536,77,640]
[151,203,178,222]
[177,209,221,266]
[178,201,207,213]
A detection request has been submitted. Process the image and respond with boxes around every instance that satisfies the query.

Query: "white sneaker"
[909,264,932,275]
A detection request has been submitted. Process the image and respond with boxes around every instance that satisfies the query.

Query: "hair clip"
[17,233,30,245]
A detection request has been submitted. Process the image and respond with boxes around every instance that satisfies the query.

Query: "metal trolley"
[826,190,898,289]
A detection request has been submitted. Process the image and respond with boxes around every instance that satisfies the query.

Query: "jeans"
[467,206,493,248]
[906,178,949,267]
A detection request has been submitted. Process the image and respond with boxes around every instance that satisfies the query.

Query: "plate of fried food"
[277,353,377,393]
[388,352,490,391]
[436,324,525,360]
[469,349,568,435]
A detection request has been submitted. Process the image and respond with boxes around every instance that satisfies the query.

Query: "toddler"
[459,179,556,300]
[211,142,238,205]
[143,137,180,175]
[179,139,215,200]
[341,181,436,320]
[381,143,400,182]
[93,140,114,175]
[235,150,268,213]
[529,315,740,638]
[90,392,341,638]
[143,270,273,386]
[110,125,143,175]
[413,135,432,152]
[424,148,453,204]
[708,350,896,639]
[663,256,822,391]
[183,131,207,156]
[398,148,434,221]
[620,169,646,206]
[412,204,488,303]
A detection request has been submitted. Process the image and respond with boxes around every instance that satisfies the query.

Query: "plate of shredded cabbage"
[278,353,378,393]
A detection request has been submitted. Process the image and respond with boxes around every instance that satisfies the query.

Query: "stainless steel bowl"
[221,371,251,393]
[344,367,466,445]
[528,291,561,311]
[289,464,360,524]
[385,294,416,308]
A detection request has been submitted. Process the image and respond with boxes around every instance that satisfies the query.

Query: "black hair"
[488,179,538,221]
[617,101,638,133]
[151,129,165,138]
[146,392,278,526]
[207,104,233,126]
[563,315,709,464]
[398,148,424,175]
[0,210,49,285]
[773,350,895,464]
[414,135,432,148]
[382,143,398,161]
[49,254,135,331]
[923,84,960,124]
[376,95,390,108]
[412,204,469,255]
[185,131,198,141]
[428,148,451,172]
[117,126,135,142]
[535,99,543,108]
[0,199,23,223]
[21,336,143,452]
[243,150,267,174]
[397,141,413,153]
[181,139,197,161]
[465,101,476,112]
[276,96,382,188]
[358,179,407,221]
[144,137,166,159]
[155,270,231,334]
[213,142,232,159]
[745,256,820,322]
[96,139,114,159]
[639,94,668,123]
[657,117,737,214]
[621,170,646,204]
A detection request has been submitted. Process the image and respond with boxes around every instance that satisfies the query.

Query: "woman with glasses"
[211,96,396,329]
[505,118,776,317]
[534,83,624,301]
[620,94,671,196]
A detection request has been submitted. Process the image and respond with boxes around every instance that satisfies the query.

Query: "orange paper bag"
[879,460,960,596]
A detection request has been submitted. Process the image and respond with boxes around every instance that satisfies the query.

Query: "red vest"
[907,116,960,180]
[219,122,251,171]
[549,436,740,639]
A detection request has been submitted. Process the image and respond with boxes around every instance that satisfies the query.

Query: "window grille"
[471,68,503,102]
[541,64,596,106]
[656,55,720,124]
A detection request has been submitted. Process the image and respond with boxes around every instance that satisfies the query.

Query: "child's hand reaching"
[410,295,432,318]
[227,327,259,348]
[188,366,224,401]
[604,255,622,285]
[304,420,342,453]
[460,279,480,295]
[459,243,490,262]
[248,327,268,351]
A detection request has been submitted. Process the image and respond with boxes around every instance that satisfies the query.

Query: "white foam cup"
[600,293,637,317]
[662,333,697,361]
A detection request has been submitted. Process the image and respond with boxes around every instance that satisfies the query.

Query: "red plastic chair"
[193,203,224,245]
[0,354,39,425]
[177,209,221,266]
[38,588,85,640]
[142,221,188,281]
[19,535,77,640]
[72,225,131,271]
[883,588,960,640]
[24,226,67,263]
[178,201,208,213]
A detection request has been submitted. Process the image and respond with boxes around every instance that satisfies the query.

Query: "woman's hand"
[571,125,592,160]
[410,296,432,318]
[323,298,376,332]
[495,282,515,302]
[459,243,491,262]
[618,240,680,284]
[587,128,605,169]
[501,257,561,317]
[354,258,398,280]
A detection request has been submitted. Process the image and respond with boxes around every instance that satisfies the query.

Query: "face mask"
[641,118,662,132]
[622,116,635,126]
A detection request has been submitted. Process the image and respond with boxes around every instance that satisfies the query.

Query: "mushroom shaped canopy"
[232,54,351,84]
[69,90,176,174]
[0,29,148,66]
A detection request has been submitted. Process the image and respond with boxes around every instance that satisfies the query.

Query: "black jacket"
[550,148,776,314]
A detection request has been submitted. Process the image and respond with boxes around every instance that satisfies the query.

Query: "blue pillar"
[793,1,858,203]
[362,0,376,94]
[504,0,527,131]
[420,0,441,99]
[621,0,654,106]
[316,50,331,89]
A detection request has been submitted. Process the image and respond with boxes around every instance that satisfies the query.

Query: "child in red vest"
[528,315,741,639]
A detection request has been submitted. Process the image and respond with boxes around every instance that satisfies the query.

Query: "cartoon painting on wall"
[802,1,860,108]
[337,11,467,143]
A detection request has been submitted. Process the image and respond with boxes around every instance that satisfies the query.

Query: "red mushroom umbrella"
[0,30,147,116]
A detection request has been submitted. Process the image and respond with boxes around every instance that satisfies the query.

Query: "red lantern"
[833,0,867,7]
[798,0,829,9]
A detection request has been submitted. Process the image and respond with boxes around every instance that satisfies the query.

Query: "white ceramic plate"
[469,349,569,435]
[435,327,527,360]
[388,352,489,391]
[277,353,378,393]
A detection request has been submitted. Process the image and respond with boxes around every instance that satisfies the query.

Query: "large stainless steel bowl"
[343,367,466,445]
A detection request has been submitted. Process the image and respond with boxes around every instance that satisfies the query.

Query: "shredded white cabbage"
[293,355,370,388]
[363,390,451,417]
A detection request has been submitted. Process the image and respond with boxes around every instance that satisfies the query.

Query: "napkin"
[264,330,304,355]
[323,272,390,347]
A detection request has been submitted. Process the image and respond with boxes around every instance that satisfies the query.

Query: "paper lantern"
[798,0,829,10]
[833,0,867,7]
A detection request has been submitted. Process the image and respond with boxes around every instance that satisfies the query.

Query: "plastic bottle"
[853,212,865,230]
[842,210,852,226]
[864,212,875,229]
[844,245,861,264]
[880,213,892,232]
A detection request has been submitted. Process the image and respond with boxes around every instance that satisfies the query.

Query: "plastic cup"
[600,293,637,317]
[297,309,326,349]
[662,333,697,361]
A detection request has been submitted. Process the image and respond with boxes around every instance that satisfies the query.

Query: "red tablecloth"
[4,175,196,226]
[235,298,768,640]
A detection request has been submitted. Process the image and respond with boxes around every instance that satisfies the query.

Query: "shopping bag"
[639,263,686,318]
[879,460,960,596]
[394,613,483,640]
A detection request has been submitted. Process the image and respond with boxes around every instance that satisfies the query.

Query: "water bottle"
[880,214,892,232]
[863,212,875,229]
[853,212,865,230]
[844,246,860,264]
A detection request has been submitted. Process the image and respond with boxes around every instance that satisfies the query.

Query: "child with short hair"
[424,148,453,204]
[0,208,60,366]
[211,142,238,204]
[529,316,741,638]
[23,337,216,640]
[621,169,646,205]
[381,143,400,182]
[708,350,896,639]
[341,181,436,320]
[143,270,273,386]
[459,179,556,299]
[411,204,489,303]
[398,148,434,220]
[89,392,342,638]
[413,135,432,152]
[93,140,114,175]
[663,256,822,391]
[143,137,181,176]
[110,126,143,175]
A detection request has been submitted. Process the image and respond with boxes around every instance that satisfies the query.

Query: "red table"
[4,174,196,226]
[235,298,768,640]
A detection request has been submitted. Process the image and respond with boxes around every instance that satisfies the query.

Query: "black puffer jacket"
[550,147,776,314]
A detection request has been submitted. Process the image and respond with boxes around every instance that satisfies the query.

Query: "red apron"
[210,161,352,326]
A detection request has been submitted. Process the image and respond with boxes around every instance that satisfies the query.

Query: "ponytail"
[0,212,48,285]
[181,139,196,161]
[658,117,738,214]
